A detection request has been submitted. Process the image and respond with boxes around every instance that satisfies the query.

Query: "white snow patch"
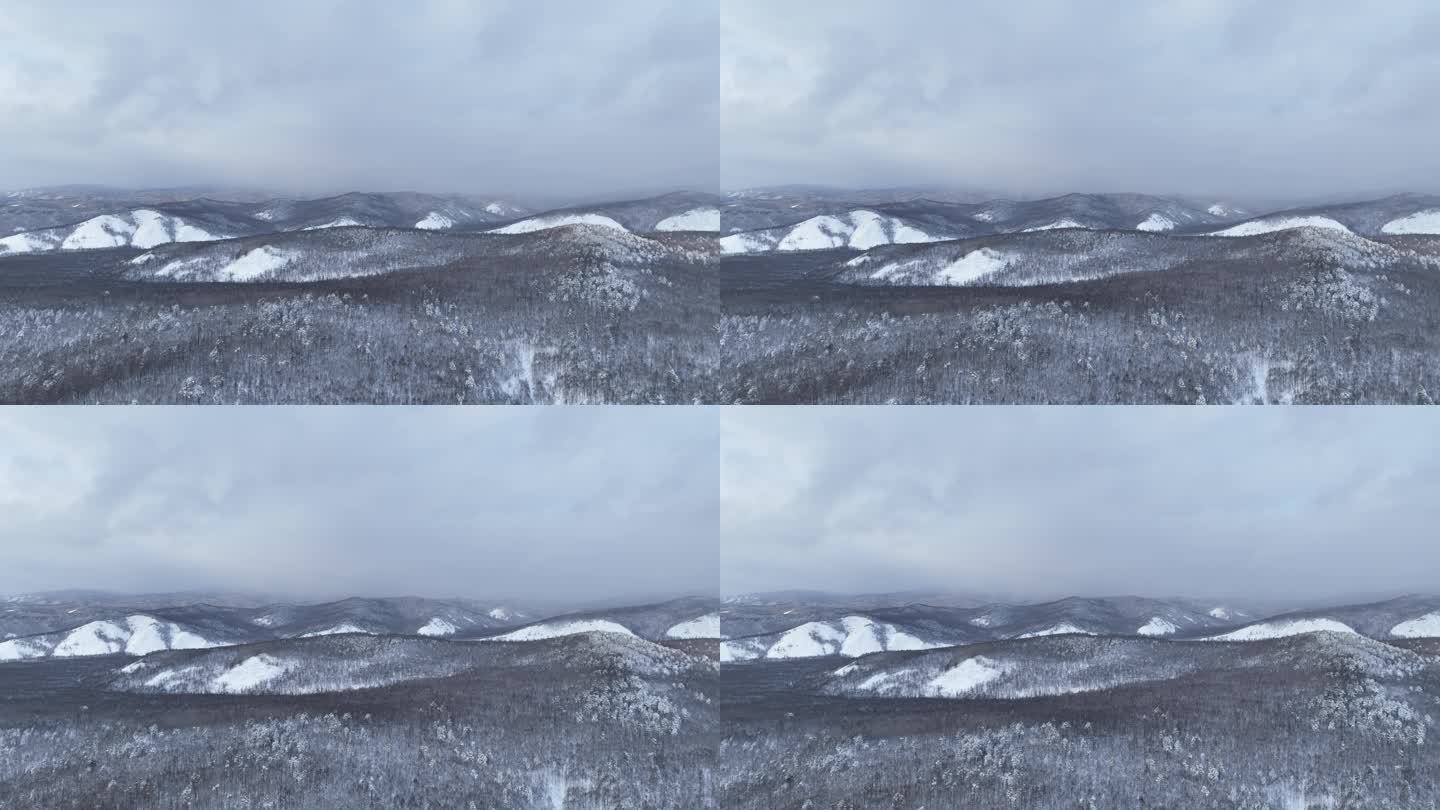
[844,254,872,268]
[300,623,371,638]
[1380,210,1440,235]
[719,232,774,254]
[891,222,937,244]
[303,216,364,230]
[838,616,885,657]
[1391,613,1440,638]
[61,215,134,249]
[655,207,720,232]
[665,613,721,639]
[487,607,513,621]
[777,215,850,251]
[417,617,458,637]
[832,663,859,677]
[491,619,636,642]
[217,246,295,281]
[129,252,156,265]
[1137,617,1177,637]
[1208,607,1232,620]
[0,638,47,661]
[1208,204,1238,217]
[1136,213,1176,232]
[1022,219,1087,232]
[935,248,1009,285]
[129,210,172,248]
[765,621,844,658]
[1207,618,1356,641]
[415,212,455,230]
[53,620,129,657]
[927,656,1008,697]
[1211,216,1351,237]
[118,660,145,675]
[0,232,55,254]
[490,213,628,235]
[211,655,290,694]
[1017,623,1093,639]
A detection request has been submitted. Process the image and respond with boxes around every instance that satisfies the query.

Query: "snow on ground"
[302,217,364,230]
[935,248,1009,285]
[53,620,130,656]
[211,655,291,694]
[1207,618,1356,641]
[123,616,170,655]
[1136,213,1176,232]
[487,607,513,621]
[417,617,458,637]
[0,638,48,661]
[1209,607,1232,620]
[129,252,156,265]
[777,215,851,251]
[1391,613,1440,638]
[1022,219,1087,232]
[300,623,372,638]
[719,232,776,254]
[1017,623,1094,639]
[0,231,57,254]
[130,210,173,248]
[892,222,937,243]
[765,622,843,658]
[927,656,1008,697]
[1380,210,1440,235]
[484,202,512,216]
[1210,216,1352,237]
[1208,204,1240,217]
[491,619,636,642]
[61,215,134,249]
[846,211,891,249]
[415,212,455,230]
[655,207,720,232]
[216,246,296,281]
[762,616,943,659]
[1136,617,1178,637]
[665,613,720,639]
[489,213,628,235]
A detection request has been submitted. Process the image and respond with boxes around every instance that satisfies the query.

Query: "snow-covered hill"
[0,615,222,661]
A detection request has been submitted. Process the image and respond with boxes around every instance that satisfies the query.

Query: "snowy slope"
[1210,216,1352,237]
[1380,210,1440,235]
[1391,613,1440,638]
[489,619,637,642]
[0,614,220,661]
[721,615,947,661]
[655,208,721,232]
[489,213,629,235]
[720,210,943,254]
[665,613,721,639]
[1206,618,1356,641]
[414,212,455,230]
[0,209,225,255]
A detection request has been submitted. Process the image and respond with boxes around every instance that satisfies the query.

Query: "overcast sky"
[0,408,716,604]
[0,0,717,200]
[723,408,1440,602]
[723,0,1440,201]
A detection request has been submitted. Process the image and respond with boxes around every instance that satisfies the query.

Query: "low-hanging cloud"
[723,408,1440,601]
[0,408,718,604]
[0,0,718,199]
[722,0,1440,201]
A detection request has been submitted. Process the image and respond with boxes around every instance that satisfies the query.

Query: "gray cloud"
[0,408,717,603]
[0,0,717,199]
[722,0,1440,201]
[723,408,1440,601]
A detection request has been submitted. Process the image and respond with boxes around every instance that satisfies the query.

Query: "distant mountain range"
[719,593,1440,661]
[0,592,719,664]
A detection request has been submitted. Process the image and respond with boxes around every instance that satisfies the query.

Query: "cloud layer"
[723,408,1440,601]
[0,408,717,603]
[722,0,1440,200]
[0,0,718,199]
